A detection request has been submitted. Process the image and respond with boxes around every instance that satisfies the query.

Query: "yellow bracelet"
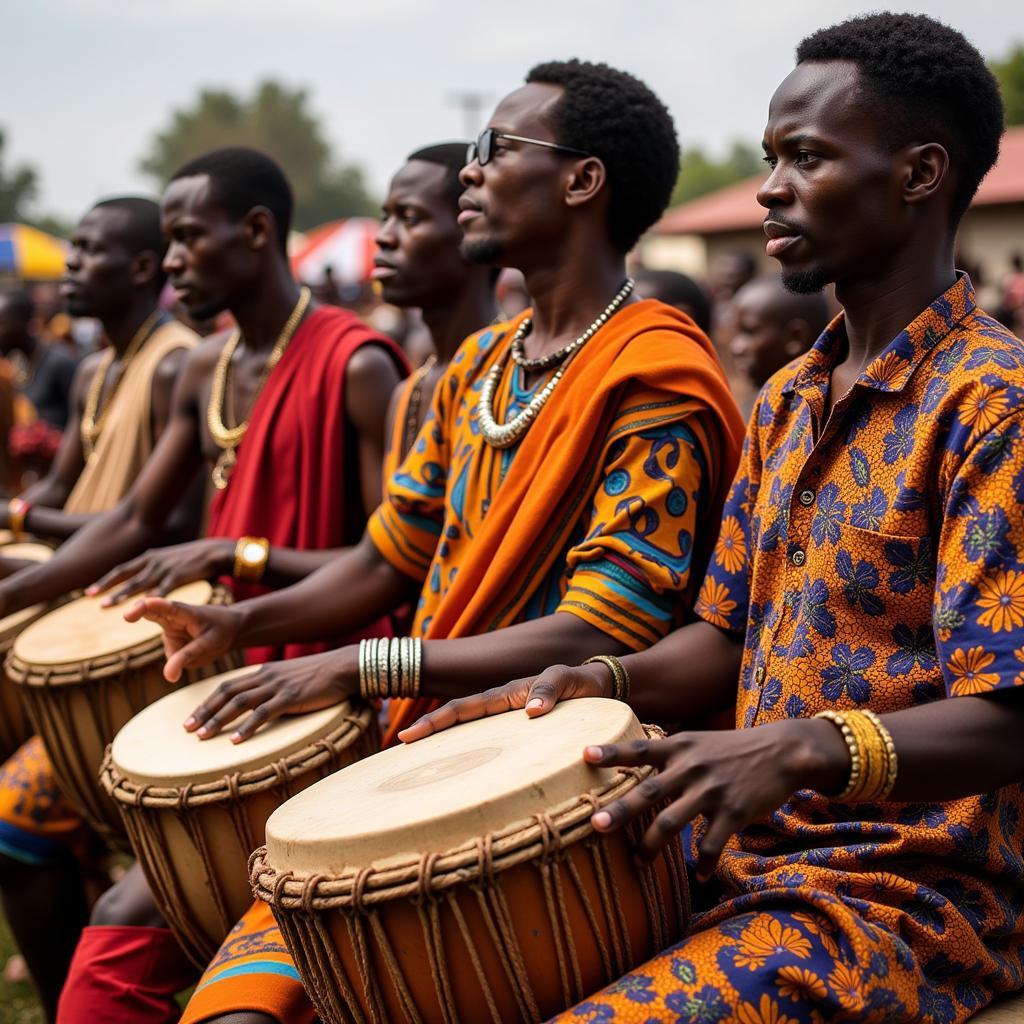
[233,536,270,582]
[7,498,30,539]
[815,709,898,802]
[583,655,630,703]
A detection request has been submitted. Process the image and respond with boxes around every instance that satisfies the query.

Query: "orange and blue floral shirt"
[694,275,1024,988]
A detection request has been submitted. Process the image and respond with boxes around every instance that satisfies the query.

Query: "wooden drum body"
[251,699,690,1024]
[6,580,239,845]
[0,542,63,760]
[102,669,380,966]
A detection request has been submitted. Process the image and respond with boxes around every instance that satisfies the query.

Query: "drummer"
[54,140,500,1019]
[0,148,406,1020]
[0,196,201,1018]
[405,14,1024,1021]
[124,59,746,1024]
[0,197,201,558]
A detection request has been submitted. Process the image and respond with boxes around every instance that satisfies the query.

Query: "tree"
[991,45,1024,126]
[671,141,763,207]
[0,129,39,222]
[140,81,377,230]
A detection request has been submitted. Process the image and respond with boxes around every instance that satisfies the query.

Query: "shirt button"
[799,488,815,506]
[754,666,766,686]
[791,548,806,567]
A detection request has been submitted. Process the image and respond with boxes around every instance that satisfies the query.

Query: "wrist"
[783,718,851,795]
[337,644,360,698]
[212,538,237,575]
[583,660,616,699]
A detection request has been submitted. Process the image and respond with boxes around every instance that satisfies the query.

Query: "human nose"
[729,334,749,358]
[375,217,397,250]
[162,242,184,275]
[459,158,482,188]
[756,162,792,210]
[64,246,81,272]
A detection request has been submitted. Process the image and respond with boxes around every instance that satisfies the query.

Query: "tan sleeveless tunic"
[64,320,198,514]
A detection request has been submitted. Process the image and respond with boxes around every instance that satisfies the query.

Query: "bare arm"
[0,346,207,617]
[345,345,404,519]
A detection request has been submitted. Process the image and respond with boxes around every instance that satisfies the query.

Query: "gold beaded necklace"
[80,310,164,462]
[207,286,311,490]
[477,278,634,449]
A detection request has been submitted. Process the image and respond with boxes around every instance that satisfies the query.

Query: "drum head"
[12,580,214,672]
[0,544,53,643]
[111,667,364,788]
[265,698,645,874]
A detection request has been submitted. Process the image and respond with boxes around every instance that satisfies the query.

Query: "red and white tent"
[290,217,378,286]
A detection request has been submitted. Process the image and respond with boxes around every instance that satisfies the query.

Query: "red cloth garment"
[56,925,196,1024]
[206,305,407,663]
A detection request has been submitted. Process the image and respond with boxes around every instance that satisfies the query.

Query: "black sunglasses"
[466,128,591,167]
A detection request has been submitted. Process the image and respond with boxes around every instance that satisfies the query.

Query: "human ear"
[129,251,159,288]
[564,156,607,209]
[243,206,275,252]
[902,143,950,206]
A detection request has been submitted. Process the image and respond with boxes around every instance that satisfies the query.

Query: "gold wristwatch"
[233,536,270,582]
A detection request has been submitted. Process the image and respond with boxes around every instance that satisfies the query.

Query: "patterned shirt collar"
[781,273,976,400]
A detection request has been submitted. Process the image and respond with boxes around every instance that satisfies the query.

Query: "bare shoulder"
[188,329,233,372]
[347,342,403,380]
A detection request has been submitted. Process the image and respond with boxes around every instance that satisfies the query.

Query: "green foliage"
[671,141,763,207]
[0,130,39,223]
[139,80,377,230]
[991,44,1024,126]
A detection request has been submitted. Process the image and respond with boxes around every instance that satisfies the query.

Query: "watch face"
[242,541,265,562]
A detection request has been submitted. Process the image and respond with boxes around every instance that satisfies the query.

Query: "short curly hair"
[796,13,1004,224]
[526,60,679,252]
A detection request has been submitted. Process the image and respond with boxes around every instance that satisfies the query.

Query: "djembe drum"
[250,698,691,1024]
[0,542,62,759]
[6,580,239,845]
[101,667,380,965]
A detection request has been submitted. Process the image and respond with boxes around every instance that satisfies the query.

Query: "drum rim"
[0,545,61,645]
[101,702,378,806]
[251,724,668,912]
[4,585,232,685]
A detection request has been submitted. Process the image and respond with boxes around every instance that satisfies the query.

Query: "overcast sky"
[4,0,1018,222]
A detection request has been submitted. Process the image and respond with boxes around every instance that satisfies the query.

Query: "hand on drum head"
[584,720,829,881]
[88,539,234,607]
[123,597,241,682]
[398,661,613,743]
[183,650,353,742]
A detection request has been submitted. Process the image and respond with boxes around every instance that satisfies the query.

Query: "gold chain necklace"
[477,279,634,449]
[80,310,164,462]
[208,286,311,489]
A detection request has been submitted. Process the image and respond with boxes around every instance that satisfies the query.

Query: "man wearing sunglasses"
[124,60,744,1024]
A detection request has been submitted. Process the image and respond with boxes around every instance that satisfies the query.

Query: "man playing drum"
[407,14,1024,1022]
[126,60,746,1024]
[54,140,499,1022]
[0,196,200,1017]
[0,148,406,1021]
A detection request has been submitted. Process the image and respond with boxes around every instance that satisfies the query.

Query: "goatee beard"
[782,266,829,295]
[460,237,504,266]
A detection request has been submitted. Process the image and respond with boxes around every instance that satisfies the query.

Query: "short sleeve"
[556,417,709,650]
[934,410,1024,697]
[694,392,765,635]
[367,382,451,582]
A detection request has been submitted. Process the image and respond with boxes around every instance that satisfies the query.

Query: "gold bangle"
[7,498,30,539]
[233,536,270,582]
[814,710,862,801]
[862,710,898,800]
[583,655,630,702]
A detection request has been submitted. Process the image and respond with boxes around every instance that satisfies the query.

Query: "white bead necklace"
[478,278,634,449]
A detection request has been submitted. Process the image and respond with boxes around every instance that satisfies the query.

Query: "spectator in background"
[729,273,829,417]
[0,289,78,429]
[634,267,712,335]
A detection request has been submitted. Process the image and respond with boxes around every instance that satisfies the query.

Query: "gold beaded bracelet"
[358,637,422,700]
[814,709,898,802]
[582,655,631,703]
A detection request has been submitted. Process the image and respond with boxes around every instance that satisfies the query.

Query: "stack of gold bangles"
[582,654,631,703]
[814,708,898,802]
[359,637,422,700]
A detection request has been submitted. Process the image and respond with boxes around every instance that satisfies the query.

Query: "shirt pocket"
[810,521,938,711]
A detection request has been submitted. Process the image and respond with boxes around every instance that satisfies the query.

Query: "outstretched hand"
[584,719,847,880]
[123,597,241,682]
[182,650,355,743]
[397,661,613,743]
[88,538,233,607]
